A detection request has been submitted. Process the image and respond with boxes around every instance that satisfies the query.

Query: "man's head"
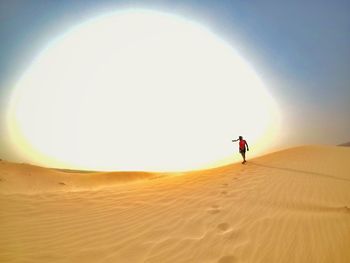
[239,136,243,140]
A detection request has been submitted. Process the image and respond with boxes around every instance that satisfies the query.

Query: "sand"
[1,145,350,263]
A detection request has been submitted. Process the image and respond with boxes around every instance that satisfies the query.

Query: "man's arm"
[245,141,249,151]
[232,138,239,142]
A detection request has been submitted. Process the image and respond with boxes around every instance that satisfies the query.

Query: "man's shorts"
[239,148,246,154]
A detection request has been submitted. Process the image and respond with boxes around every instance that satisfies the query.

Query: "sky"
[0,0,349,164]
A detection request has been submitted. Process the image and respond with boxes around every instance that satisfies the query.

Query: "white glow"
[7,10,279,171]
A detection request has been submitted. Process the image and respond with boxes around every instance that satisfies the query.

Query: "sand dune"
[0,162,167,194]
[1,145,350,262]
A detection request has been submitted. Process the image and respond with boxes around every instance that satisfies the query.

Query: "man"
[232,136,249,164]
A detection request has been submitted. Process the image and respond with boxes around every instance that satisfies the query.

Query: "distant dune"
[338,141,350,147]
[1,145,350,262]
[0,161,168,194]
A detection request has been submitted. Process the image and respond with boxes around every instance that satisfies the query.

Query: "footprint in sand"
[221,191,227,195]
[58,182,66,186]
[208,207,221,214]
[222,183,228,187]
[226,229,244,241]
[217,255,236,263]
[217,222,230,232]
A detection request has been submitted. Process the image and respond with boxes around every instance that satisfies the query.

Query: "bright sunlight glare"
[7,9,280,171]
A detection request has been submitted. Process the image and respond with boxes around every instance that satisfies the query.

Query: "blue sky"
[1,0,349,160]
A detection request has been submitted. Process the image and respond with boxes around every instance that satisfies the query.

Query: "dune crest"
[1,145,350,262]
[0,161,168,194]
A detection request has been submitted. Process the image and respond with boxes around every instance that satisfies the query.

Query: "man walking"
[232,136,249,164]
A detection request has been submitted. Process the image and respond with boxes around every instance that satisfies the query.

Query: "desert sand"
[1,145,350,263]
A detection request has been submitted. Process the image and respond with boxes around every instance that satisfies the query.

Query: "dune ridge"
[1,145,350,262]
[0,161,170,194]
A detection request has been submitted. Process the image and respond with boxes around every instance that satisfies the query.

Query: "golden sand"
[1,145,350,262]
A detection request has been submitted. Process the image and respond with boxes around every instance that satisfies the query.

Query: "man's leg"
[242,151,246,163]
[240,152,244,164]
